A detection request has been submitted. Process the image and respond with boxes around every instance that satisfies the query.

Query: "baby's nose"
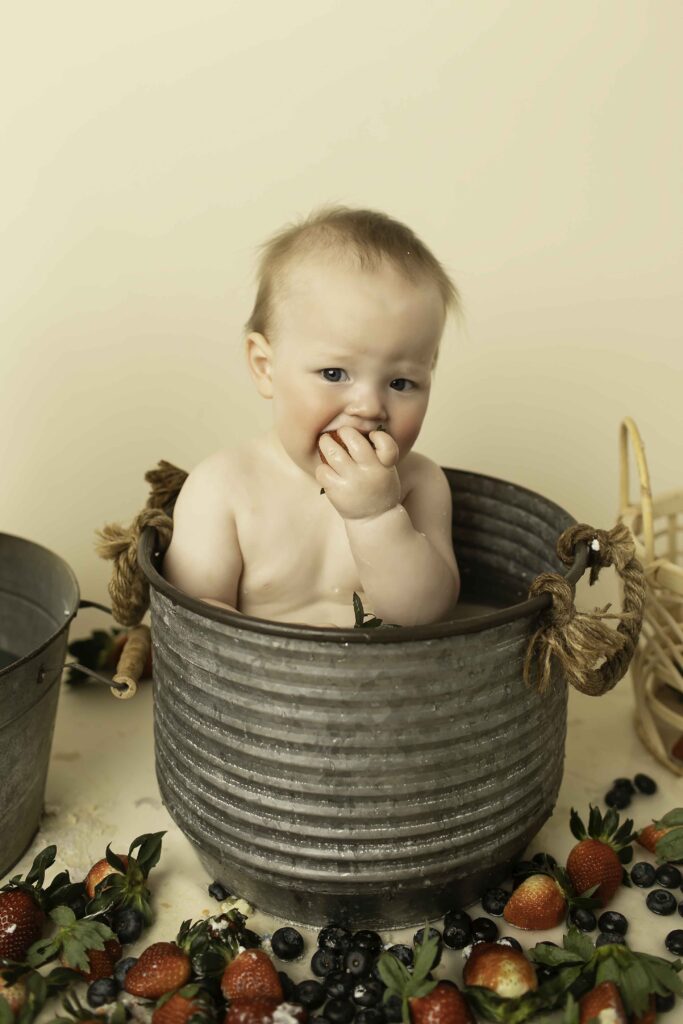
[346,384,387,420]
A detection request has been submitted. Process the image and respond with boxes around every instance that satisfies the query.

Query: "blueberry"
[679,900,683,917]
[597,911,628,936]
[481,888,510,916]
[324,970,355,999]
[442,920,471,950]
[630,862,657,887]
[208,881,230,901]
[413,927,442,966]
[634,773,657,794]
[605,788,631,810]
[240,928,262,948]
[353,980,384,1007]
[596,933,627,948]
[656,864,683,889]
[569,907,597,932]
[113,957,137,987]
[384,995,403,1023]
[665,930,683,955]
[352,931,383,957]
[442,908,471,929]
[272,927,304,961]
[344,947,373,976]
[278,972,296,1001]
[655,990,676,1012]
[325,998,355,1024]
[113,907,144,944]
[356,1010,385,1024]
[318,926,353,954]
[497,936,523,952]
[647,889,678,915]
[311,948,341,977]
[613,777,636,795]
[87,978,119,1007]
[511,862,537,887]
[295,980,327,1010]
[385,944,413,968]
[470,917,499,943]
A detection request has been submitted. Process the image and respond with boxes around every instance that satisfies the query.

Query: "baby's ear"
[245,332,274,399]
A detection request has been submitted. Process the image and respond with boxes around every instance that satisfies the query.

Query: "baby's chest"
[235,497,361,602]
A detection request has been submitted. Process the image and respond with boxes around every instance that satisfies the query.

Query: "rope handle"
[619,417,655,563]
[524,522,646,696]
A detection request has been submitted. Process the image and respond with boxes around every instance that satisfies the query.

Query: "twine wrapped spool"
[619,417,683,775]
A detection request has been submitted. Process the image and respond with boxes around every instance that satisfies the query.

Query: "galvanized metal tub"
[0,534,80,877]
[140,468,588,928]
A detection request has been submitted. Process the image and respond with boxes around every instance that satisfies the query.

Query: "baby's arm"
[344,457,460,626]
[162,454,243,613]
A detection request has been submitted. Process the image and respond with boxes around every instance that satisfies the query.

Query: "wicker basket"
[619,418,683,775]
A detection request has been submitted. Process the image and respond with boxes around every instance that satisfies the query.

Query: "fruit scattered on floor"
[566,805,635,906]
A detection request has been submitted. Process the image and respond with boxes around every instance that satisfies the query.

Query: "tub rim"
[138,466,589,644]
[0,532,81,677]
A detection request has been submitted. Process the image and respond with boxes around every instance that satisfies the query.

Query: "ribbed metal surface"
[145,468,577,927]
[0,535,79,877]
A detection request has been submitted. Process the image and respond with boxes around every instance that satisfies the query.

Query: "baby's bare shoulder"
[400,450,450,499]
[177,441,262,506]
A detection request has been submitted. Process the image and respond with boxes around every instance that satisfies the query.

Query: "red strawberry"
[67,938,122,982]
[566,806,634,907]
[637,823,670,854]
[153,992,209,1024]
[578,980,627,1024]
[221,950,284,1004]
[0,890,45,961]
[408,980,475,1024]
[84,855,129,899]
[0,974,27,1017]
[503,873,567,930]
[672,735,683,761]
[462,942,538,999]
[124,942,191,999]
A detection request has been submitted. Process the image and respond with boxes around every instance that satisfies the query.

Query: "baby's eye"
[320,368,348,383]
[390,378,415,392]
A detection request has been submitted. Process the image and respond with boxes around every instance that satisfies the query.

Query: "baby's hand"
[316,427,400,521]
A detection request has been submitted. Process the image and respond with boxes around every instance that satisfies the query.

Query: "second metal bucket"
[140,468,588,928]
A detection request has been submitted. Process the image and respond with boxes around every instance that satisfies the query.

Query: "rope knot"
[524,521,645,697]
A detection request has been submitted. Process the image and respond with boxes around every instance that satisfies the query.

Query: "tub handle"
[524,522,645,696]
[71,601,151,700]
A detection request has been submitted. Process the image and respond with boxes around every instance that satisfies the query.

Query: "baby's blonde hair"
[244,204,460,345]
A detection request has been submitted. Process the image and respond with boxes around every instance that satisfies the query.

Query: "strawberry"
[124,942,192,999]
[221,950,284,1004]
[566,806,634,906]
[84,832,165,924]
[153,990,213,1024]
[672,735,683,761]
[84,855,129,899]
[62,938,122,982]
[637,823,670,854]
[408,981,474,1024]
[462,942,538,999]
[503,873,567,930]
[0,890,45,961]
[578,980,627,1023]
[0,974,27,1017]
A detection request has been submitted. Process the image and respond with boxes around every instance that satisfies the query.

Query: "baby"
[163,205,461,628]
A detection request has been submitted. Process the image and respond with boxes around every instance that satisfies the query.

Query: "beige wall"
[2,1,680,634]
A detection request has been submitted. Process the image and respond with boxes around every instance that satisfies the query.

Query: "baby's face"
[255,257,445,480]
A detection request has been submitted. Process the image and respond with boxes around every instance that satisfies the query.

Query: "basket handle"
[619,417,655,563]
[524,522,645,696]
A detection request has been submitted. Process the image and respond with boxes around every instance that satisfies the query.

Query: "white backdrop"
[1,1,680,632]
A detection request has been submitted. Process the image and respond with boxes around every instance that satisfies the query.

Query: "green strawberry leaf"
[0,1000,13,1024]
[25,846,57,889]
[410,931,440,984]
[569,809,585,842]
[595,955,620,985]
[61,936,88,973]
[105,845,128,873]
[656,808,683,827]
[655,828,683,863]
[353,592,364,626]
[26,937,60,968]
[110,1004,128,1024]
[44,967,82,993]
[619,958,651,1016]
[562,927,594,962]
[49,907,76,929]
[377,953,409,994]
[130,832,166,876]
